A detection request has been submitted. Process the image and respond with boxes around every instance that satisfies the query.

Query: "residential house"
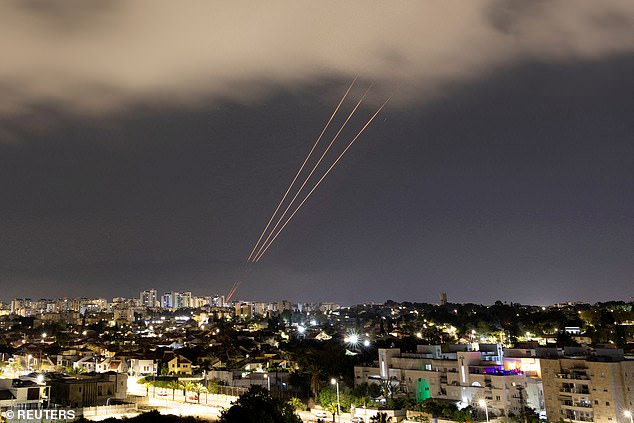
[47,372,127,407]
[96,357,129,374]
[163,352,192,375]
[0,378,50,411]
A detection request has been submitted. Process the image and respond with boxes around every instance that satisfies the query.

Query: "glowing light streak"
[253,97,390,262]
[252,85,370,261]
[246,79,357,262]
[226,280,241,303]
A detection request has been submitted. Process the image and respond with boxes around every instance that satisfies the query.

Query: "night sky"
[1,2,632,305]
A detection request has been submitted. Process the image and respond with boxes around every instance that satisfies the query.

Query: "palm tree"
[305,361,323,398]
[326,402,338,423]
[144,381,152,397]
[167,380,180,401]
[191,382,206,404]
[181,381,195,403]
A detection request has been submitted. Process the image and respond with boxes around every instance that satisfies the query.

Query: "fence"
[78,404,138,418]
[212,385,248,397]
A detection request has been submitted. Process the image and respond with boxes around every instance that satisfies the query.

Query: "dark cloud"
[14,0,118,28]
[486,0,546,34]
[0,1,632,122]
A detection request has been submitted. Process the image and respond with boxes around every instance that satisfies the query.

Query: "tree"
[9,361,23,376]
[318,385,354,414]
[159,363,169,376]
[306,361,323,398]
[206,378,220,394]
[325,402,338,423]
[317,387,338,411]
[63,366,86,378]
[181,381,195,403]
[511,406,540,423]
[287,397,306,412]
[371,412,392,423]
[167,380,180,401]
[190,383,206,404]
[451,406,473,423]
[144,381,152,397]
[353,382,381,399]
[218,385,301,423]
[420,399,455,419]
[352,395,371,410]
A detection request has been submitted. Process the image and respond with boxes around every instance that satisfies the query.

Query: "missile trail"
[226,280,241,303]
[253,97,391,262]
[246,79,357,262]
[251,86,371,261]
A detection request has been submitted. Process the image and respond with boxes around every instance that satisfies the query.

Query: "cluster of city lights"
[343,332,371,347]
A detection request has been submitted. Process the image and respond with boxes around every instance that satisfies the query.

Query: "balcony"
[561,401,592,409]
[563,409,593,422]
[559,387,590,395]
[557,373,590,381]
[559,382,590,395]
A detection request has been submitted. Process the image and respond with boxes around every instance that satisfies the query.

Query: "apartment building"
[541,350,634,423]
[355,344,545,418]
[140,289,159,308]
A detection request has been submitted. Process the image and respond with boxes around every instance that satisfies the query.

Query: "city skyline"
[0,2,632,305]
[3,290,634,310]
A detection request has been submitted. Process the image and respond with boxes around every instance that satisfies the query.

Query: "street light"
[624,410,633,423]
[331,378,341,422]
[479,399,489,423]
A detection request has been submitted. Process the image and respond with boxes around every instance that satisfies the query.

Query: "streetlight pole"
[331,378,340,423]
[479,399,489,423]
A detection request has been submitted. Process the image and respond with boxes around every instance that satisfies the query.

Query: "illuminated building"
[355,344,545,418]
[541,349,634,423]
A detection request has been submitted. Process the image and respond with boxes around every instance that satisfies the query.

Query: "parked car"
[351,417,365,423]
